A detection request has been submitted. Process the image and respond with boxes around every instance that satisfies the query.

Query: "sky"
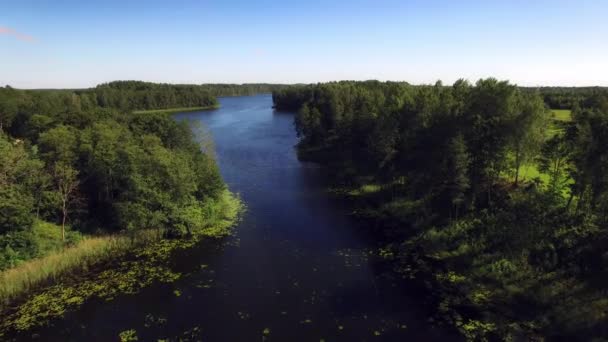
[1,0,607,88]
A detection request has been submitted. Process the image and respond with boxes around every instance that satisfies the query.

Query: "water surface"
[19,95,454,341]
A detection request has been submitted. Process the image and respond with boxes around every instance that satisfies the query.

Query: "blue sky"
[1,0,607,88]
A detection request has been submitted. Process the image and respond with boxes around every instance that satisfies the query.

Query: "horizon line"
[5,79,608,91]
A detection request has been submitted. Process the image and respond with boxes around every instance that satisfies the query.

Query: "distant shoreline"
[132,104,220,115]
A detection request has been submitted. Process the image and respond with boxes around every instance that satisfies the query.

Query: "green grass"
[547,109,572,138]
[551,109,572,122]
[0,229,163,307]
[30,221,82,256]
[505,109,574,197]
[132,105,219,115]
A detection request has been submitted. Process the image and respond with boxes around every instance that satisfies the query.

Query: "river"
[17,95,455,341]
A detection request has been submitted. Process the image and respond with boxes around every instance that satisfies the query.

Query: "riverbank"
[132,105,220,115]
[0,190,243,337]
[322,174,608,341]
[0,229,163,307]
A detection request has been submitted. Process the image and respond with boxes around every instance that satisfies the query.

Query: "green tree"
[465,78,519,206]
[538,135,570,195]
[52,163,80,241]
[38,125,79,165]
[0,134,42,232]
[0,86,20,131]
[567,108,608,216]
[0,186,34,235]
[509,93,549,185]
[445,134,470,218]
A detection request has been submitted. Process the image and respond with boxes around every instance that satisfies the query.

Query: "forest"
[273,80,608,340]
[81,81,290,111]
[83,81,219,111]
[532,86,608,110]
[2,78,608,340]
[0,82,240,274]
[197,83,292,98]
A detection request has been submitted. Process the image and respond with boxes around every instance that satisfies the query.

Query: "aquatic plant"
[0,190,243,336]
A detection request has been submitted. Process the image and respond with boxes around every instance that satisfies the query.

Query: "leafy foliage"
[275,80,608,340]
[0,83,228,270]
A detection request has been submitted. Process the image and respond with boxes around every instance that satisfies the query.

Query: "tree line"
[528,86,608,110]
[198,83,292,98]
[273,79,608,340]
[0,83,227,270]
[84,81,219,111]
[80,81,291,112]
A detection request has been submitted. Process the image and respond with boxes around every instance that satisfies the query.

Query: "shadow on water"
[12,95,460,341]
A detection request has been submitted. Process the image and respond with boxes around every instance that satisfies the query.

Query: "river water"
[16,95,455,341]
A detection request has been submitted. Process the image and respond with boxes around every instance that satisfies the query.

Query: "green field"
[509,109,573,193]
[552,109,572,122]
[133,105,219,115]
[547,109,572,137]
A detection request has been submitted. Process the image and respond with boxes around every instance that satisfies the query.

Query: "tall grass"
[0,230,162,306]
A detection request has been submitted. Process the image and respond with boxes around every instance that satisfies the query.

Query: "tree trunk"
[61,201,67,242]
[514,150,521,186]
[552,160,559,192]
[575,188,584,215]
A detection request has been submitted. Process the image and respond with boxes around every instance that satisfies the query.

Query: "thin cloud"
[0,26,35,42]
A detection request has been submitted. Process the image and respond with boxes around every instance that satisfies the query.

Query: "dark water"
[18,95,455,341]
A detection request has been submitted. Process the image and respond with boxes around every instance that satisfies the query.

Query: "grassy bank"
[132,105,220,115]
[329,180,605,340]
[0,190,243,335]
[1,221,83,271]
[0,229,163,307]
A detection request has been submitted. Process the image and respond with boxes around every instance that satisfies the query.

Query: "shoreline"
[132,104,220,115]
[0,190,243,337]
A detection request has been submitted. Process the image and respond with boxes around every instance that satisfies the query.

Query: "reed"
[0,229,163,306]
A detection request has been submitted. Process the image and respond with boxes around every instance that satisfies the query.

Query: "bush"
[0,231,38,270]
[0,186,34,234]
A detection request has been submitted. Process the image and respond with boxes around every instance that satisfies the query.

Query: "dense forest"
[83,81,219,111]
[0,83,230,271]
[274,80,608,340]
[1,81,292,117]
[274,83,608,112]
[79,81,291,111]
[198,83,292,98]
[532,86,608,110]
